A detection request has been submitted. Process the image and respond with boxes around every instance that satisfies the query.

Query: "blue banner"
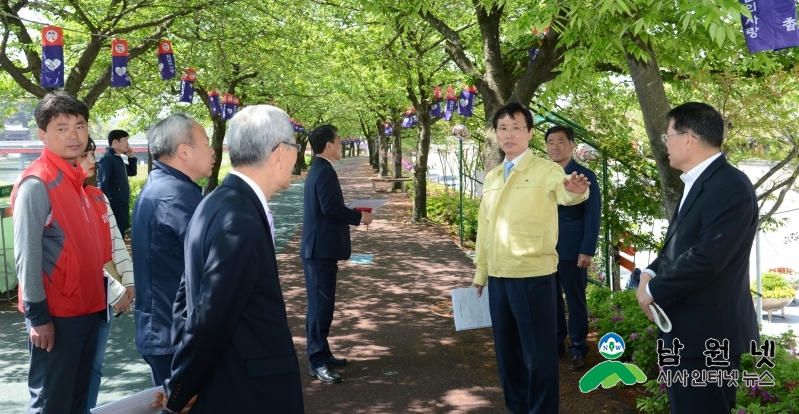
[740,0,799,53]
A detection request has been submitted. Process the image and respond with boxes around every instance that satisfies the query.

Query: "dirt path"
[277,157,636,413]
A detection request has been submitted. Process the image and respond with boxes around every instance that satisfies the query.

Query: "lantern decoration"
[529,27,549,65]
[179,68,196,103]
[110,39,131,87]
[40,26,64,88]
[430,101,442,117]
[208,88,222,115]
[383,121,393,136]
[452,124,470,140]
[401,107,417,128]
[221,93,235,120]
[433,86,443,99]
[457,85,477,117]
[740,0,799,53]
[444,86,457,121]
[157,40,177,80]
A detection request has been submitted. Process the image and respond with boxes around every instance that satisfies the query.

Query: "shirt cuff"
[473,268,488,287]
[24,299,52,327]
[643,269,656,278]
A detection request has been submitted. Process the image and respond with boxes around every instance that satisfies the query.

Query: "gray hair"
[228,105,294,168]
[147,113,197,161]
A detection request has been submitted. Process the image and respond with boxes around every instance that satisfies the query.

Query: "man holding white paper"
[471,102,589,414]
[635,102,759,414]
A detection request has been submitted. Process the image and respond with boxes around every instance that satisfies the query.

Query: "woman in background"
[78,137,135,413]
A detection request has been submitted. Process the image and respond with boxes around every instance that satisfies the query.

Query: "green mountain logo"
[579,332,647,393]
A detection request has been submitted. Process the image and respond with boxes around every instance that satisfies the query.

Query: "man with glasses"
[637,102,758,414]
[301,125,372,383]
[131,113,215,388]
[471,102,590,414]
[155,105,304,413]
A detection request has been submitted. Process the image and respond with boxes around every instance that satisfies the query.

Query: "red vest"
[11,148,106,317]
[85,186,112,265]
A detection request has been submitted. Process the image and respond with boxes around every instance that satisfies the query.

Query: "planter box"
[755,297,793,323]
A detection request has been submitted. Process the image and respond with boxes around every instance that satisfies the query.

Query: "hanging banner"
[458,85,477,117]
[110,39,131,87]
[444,86,457,121]
[179,68,196,103]
[157,40,177,80]
[430,101,442,117]
[208,88,222,115]
[41,26,64,88]
[383,121,393,136]
[232,96,241,117]
[528,48,540,65]
[740,0,799,53]
[410,113,418,127]
[221,93,235,120]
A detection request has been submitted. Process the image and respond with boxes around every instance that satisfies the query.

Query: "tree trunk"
[203,117,226,195]
[392,117,404,190]
[413,114,432,221]
[626,35,683,220]
[291,134,309,175]
[379,131,390,177]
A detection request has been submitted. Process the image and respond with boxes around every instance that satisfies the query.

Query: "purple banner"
[401,115,412,128]
[430,102,442,117]
[444,98,456,121]
[41,46,64,88]
[457,89,475,117]
[528,48,540,65]
[410,113,418,127]
[111,55,130,87]
[209,92,221,115]
[157,40,176,80]
[179,80,194,103]
[740,0,799,53]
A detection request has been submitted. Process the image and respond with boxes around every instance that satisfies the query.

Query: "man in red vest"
[12,92,106,414]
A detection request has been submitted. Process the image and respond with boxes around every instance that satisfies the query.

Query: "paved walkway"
[0,156,637,413]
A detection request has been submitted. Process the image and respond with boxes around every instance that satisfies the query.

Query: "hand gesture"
[30,322,55,352]
[125,285,136,302]
[563,172,589,194]
[153,391,197,414]
[125,146,134,158]
[113,292,132,314]
[471,283,484,297]
[577,254,592,268]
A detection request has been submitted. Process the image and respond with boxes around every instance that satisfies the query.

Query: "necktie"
[504,161,513,181]
[267,208,276,246]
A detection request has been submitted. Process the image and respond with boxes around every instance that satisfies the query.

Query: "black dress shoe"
[330,356,348,367]
[569,354,585,371]
[310,365,342,383]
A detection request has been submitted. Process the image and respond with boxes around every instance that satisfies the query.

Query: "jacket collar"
[664,154,728,245]
[105,146,118,155]
[41,147,86,191]
[152,160,201,189]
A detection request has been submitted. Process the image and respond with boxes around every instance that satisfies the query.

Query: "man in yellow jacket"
[472,102,590,414]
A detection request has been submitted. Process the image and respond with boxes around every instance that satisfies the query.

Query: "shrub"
[424,183,479,247]
[733,330,799,414]
[753,272,795,299]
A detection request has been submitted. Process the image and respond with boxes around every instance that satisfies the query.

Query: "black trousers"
[665,355,741,414]
[488,275,559,414]
[109,202,129,237]
[555,260,589,357]
[26,312,99,414]
[303,258,339,369]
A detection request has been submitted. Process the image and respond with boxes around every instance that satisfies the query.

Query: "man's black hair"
[667,102,724,148]
[492,102,533,131]
[544,125,575,143]
[34,91,89,130]
[309,125,338,154]
[108,129,129,147]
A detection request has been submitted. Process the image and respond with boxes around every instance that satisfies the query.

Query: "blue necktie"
[504,161,513,181]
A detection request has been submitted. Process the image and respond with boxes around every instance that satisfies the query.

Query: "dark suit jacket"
[648,155,759,358]
[300,157,362,260]
[97,146,136,205]
[164,174,303,413]
[555,158,601,261]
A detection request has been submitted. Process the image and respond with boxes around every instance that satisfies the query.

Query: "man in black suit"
[545,126,601,371]
[636,102,759,414]
[154,105,304,413]
[300,125,372,383]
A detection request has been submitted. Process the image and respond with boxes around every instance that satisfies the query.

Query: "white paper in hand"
[649,303,672,333]
[451,287,491,331]
[90,386,162,414]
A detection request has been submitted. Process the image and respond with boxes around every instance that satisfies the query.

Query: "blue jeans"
[86,317,111,413]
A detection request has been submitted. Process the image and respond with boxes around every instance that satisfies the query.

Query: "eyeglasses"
[660,131,689,143]
[272,141,301,152]
[497,126,528,134]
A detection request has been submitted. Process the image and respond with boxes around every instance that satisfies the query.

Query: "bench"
[370,177,412,193]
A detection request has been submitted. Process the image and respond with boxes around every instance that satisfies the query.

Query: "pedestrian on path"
[545,125,601,371]
[301,125,372,384]
[471,102,590,414]
[131,114,214,388]
[97,129,137,236]
[12,91,107,414]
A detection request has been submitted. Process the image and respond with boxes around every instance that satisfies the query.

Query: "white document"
[649,303,672,333]
[451,287,492,331]
[346,199,389,211]
[90,386,162,414]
